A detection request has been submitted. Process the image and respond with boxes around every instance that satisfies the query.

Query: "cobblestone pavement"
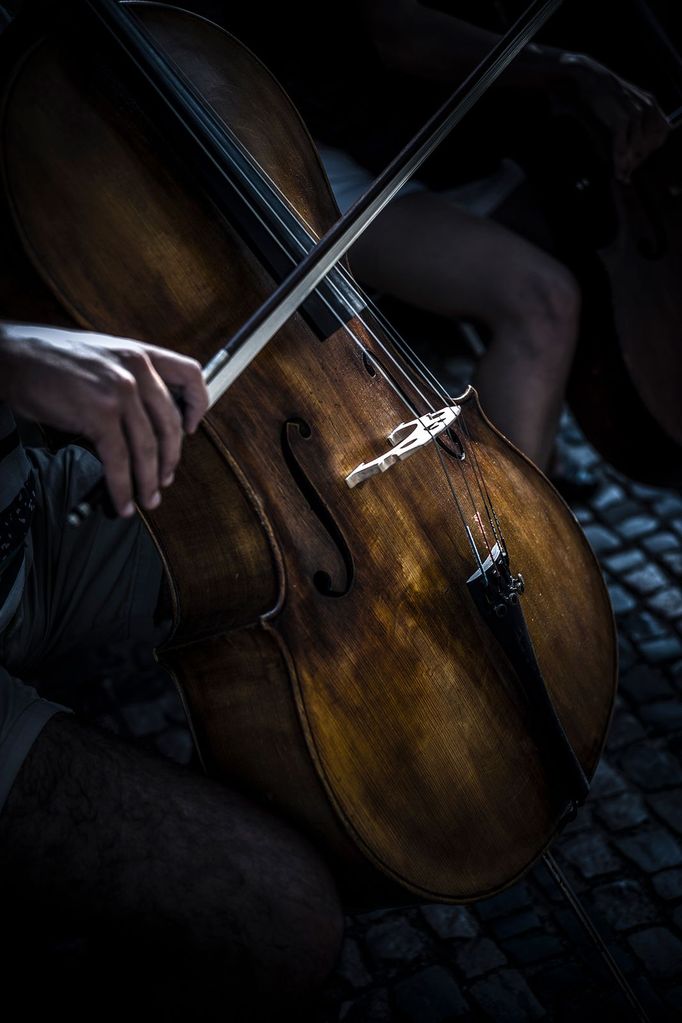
[69,355,682,1023]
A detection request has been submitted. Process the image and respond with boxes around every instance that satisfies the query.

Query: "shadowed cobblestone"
[393,966,470,1021]
[421,904,480,940]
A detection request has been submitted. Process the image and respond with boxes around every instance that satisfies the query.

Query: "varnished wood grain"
[1,3,617,901]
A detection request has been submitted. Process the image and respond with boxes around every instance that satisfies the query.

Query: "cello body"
[0,3,617,901]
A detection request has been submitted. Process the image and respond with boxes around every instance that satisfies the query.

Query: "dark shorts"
[0,445,163,811]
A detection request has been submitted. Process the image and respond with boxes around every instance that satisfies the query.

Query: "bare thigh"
[348,190,566,326]
[0,712,343,1020]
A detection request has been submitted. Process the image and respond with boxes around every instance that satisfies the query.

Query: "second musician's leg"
[347,191,580,472]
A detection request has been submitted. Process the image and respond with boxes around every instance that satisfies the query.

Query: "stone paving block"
[468,969,545,1021]
[502,933,564,965]
[454,937,507,978]
[617,635,637,672]
[619,664,675,703]
[583,523,621,555]
[655,494,682,518]
[603,548,645,573]
[574,507,592,525]
[420,904,479,940]
[594,792,648,831]
[592,482,625,511]
[673,517,682,537]
[640,635,682,664]
[353,907,392,926]
[558,412,586,443]
[476,883,533,920]
[624,609,670,644]
[529,860,569,903]
[615,830,682,873]
[364,918,428,966]
[155,726,194,765]
[156,687,190,725]
[640,700,682,733]
[648,587,682,620]
[591,879,658,931]
[630,976,678,1023]
[649,791,682,835]
[616,515,659,540]
[630,482,664,499]
[607,584,637,616]
[559,833,622,879]
[624,563,669,595]
[643,531,680,555]
[490,910,542,940]
[604,710,645,751]
[589,760,628,798]
[341,988,392,1022]
[528,960,585,1000]
[601,499,645,526]
[563,440,600,469]
[393,966,469,1021]
[628,927,682,979]
[336,938,372,990]
[561,804,593,835]
[653,868,682,900]
[603,940,639,978]
[619,745,682,789]
[662,550,682,577]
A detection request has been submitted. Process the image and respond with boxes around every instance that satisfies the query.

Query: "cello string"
[229,157,505,560]
[137,19,491,423]
[105,0,547,568]
[354,296,507,553]
[296,240,504,567]
[309,285,488,563]
[110,0,563,405]
[238,181,494,557]
[213,138,503,549]
[350,289,506,555]
[458,409,508,557]
[228,162,503,559]
[322,251,507,555]
[141,30,506,562]
[277,216,502,557]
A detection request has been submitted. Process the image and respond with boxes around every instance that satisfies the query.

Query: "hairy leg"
[0,713,343,1019]
[348,191,580,470]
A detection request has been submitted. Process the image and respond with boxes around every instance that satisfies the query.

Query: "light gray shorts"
[0,445,163,813]
[317,143,525,218]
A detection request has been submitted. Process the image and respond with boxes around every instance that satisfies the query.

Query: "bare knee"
[495,259,581,363]
[526,261,581,333]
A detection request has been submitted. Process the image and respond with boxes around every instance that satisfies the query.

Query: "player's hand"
[0,323,209,517]
[558,52,669,183]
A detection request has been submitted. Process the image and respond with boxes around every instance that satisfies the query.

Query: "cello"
[0,0,616,905]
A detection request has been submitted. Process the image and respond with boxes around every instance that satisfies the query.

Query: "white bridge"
[345,405,462,488]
